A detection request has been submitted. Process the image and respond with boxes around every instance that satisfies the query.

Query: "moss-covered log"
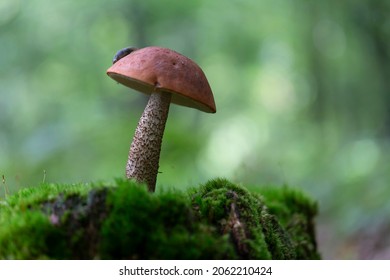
[0,178,320,259]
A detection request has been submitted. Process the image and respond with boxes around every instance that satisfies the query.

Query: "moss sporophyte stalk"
[0,178,320,259]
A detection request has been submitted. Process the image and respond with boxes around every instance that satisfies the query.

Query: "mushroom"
[106,46,216,192]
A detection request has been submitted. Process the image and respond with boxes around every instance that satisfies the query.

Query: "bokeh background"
[1,0,389,259]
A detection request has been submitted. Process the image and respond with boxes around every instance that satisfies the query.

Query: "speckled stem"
[126,92,172,192]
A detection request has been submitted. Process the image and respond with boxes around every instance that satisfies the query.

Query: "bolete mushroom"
[106,46,216,192]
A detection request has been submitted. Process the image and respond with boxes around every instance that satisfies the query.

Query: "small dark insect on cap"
[112,47,138,64]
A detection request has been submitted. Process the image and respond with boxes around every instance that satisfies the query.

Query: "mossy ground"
[0,178,320,259]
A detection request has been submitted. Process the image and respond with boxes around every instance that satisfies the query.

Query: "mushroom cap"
[106,46,216,113]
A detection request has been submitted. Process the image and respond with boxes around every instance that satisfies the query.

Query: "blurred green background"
[1,0,389,259]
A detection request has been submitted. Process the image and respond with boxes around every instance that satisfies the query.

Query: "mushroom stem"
[126,91,172,192]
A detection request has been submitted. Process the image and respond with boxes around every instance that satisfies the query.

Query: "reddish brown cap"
[106,46,216,113]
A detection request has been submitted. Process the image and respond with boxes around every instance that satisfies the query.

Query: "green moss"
[190,178,271,259]
[257,186,320,259]
[100,180,235,259]
[0,178,320,259]
[258,186,318,225]
[0,182,107,259]
[0,210,69,259]
[4,182,96,210]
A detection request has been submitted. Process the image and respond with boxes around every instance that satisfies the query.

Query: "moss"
[258,186,320,259]
[99,180,235,259]
[190,178,271,259]
[3,182,97,212]
[0,210,69,259]
[0,178,320,259]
